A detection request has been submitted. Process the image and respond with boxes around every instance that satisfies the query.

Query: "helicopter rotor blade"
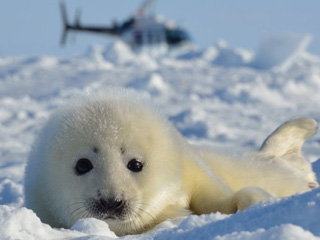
[137,0,156,15]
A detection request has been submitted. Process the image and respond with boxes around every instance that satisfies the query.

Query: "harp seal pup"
[24,89,318,236]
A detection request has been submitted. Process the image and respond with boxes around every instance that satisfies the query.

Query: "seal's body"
[24,90,318,236]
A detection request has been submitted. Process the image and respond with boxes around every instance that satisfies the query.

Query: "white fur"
[24,89,318,236]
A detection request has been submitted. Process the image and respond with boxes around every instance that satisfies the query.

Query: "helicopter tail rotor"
[60,1,70,46]
[75,9,82,27]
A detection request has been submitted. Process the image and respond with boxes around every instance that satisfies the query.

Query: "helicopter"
[60,0,192,53]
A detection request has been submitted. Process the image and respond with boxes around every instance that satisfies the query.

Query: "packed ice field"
[0,33,320,239]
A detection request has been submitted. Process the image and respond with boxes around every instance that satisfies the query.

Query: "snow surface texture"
[1,34,320,239]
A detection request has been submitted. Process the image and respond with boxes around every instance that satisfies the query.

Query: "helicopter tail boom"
[60,1,120,46]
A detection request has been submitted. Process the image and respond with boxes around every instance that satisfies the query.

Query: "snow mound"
[85,44,114,69]
[101,41,158,69]
[0,179,23,207]
[212,40,253,66]
[177,46,218,61]
[103,40,135,64]
[251,32,313,70]
[71,218,117,238]
[178,33,313,70]
[212,224,318,240]
[0,206,82,239]
[127,73,169,95]
[177,41,253,66]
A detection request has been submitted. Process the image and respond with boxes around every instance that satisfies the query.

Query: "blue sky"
[1,0,320,57]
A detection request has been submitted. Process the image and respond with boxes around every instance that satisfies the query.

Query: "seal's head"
[24,91,189,235]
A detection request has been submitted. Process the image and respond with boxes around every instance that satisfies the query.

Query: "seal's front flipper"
[231,187,272,211]
[259,118,318,157]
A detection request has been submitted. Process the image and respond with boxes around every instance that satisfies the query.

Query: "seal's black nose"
[99,198,124,211]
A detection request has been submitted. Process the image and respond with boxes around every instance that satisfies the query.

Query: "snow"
[251,33,313,70]
[1,33,320,239]
[71,218,117,238]
[102,41,135,64]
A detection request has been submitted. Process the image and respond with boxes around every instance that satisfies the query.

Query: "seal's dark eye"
[127,159,143,173]
[75,158,93,175]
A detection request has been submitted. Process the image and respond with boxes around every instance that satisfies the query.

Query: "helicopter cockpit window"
[166,29,190,44]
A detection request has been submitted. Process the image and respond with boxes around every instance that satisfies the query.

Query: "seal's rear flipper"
[259,118,319,189]
[259,118,318,157]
